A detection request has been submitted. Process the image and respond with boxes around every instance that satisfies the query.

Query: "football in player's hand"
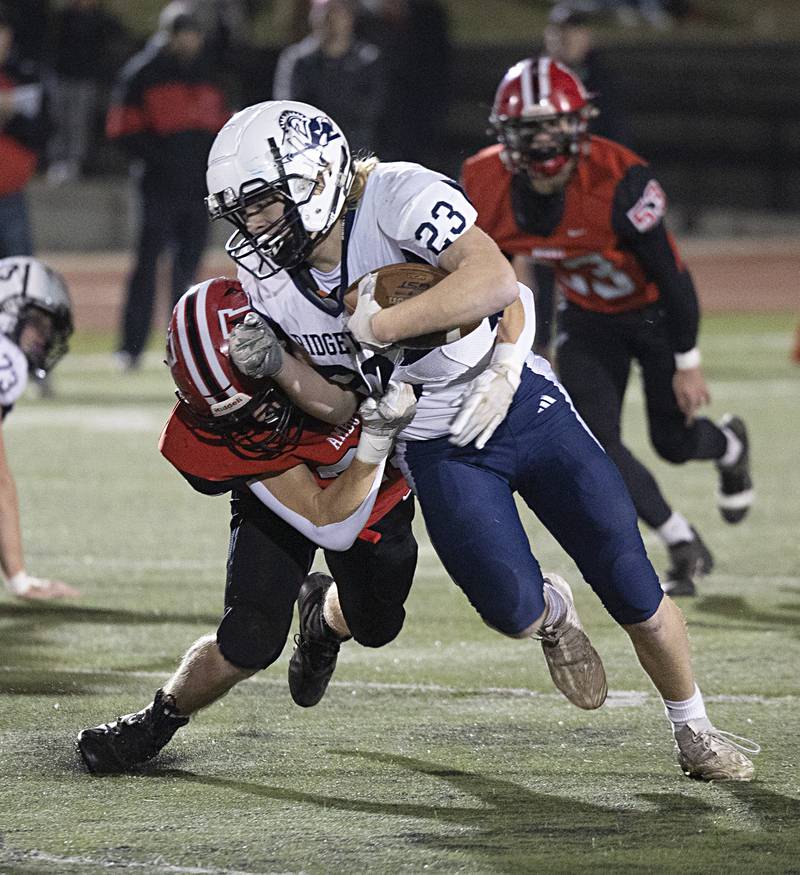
[343,262,481,349]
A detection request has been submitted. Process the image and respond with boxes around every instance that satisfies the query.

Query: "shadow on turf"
[0,602,217,626]
[0,602,216,694]
[691,595,800,635]
[147,753,800,869]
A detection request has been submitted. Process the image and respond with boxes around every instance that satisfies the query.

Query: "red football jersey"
[159,404,410,535]
[462,136,682,315]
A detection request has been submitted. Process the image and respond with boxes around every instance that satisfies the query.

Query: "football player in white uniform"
[0,257,78,600]
[202,101,758,781]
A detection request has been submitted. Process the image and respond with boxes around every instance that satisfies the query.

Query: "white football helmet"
[206,100,354,280]
[0,257,73,377]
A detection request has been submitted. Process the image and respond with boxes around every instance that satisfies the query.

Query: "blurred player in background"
[462,57,755,597]
[196,99,759,781]
[0,5,50,258]
[0,257,78,600]
[77,277,417,773]
[105,6,230,371]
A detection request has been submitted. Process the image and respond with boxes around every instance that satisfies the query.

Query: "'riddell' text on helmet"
[489,57,596,179]
[205,101,354,280]
[167,277,302,459]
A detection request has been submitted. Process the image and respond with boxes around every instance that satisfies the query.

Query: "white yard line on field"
[6,406,166,432]
[0,850,286,875]
[0,665,795,707]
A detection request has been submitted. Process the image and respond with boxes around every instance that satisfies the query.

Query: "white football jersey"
[0,334,28,418]
[239,161,501,440]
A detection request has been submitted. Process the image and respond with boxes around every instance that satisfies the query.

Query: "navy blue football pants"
[399,366,664,634]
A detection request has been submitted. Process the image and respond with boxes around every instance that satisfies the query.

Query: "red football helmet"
[489,56,596,179]
[166,277,301,459]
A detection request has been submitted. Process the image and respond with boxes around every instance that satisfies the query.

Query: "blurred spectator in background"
[0,256,78,600]
[0,5,50,258]
[106,4,230,371]
[274,0,386,154]
[183,0,252,105]
[1,0,50,64]
[545,1,634,148]
[45,0,127,184]
[359,0,451,166]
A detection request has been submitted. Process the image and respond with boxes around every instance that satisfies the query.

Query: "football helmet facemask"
[166,277,303,460]
[206,100,354,280]
[489,57,596,180]
[0,256,73,377]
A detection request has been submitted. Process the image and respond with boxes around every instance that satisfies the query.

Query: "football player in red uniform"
[462,57,754,597]
[77,277,417,774]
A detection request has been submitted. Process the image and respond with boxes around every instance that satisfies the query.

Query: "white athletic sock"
[657,511,695,546]
[719,426,743,468]
[663,684,711,733]
[322,582,350,638]
[542,578,567,629]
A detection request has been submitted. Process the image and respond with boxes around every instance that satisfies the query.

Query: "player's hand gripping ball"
[344,263,481,350]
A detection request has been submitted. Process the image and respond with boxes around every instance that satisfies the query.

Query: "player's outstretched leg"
[77,689,189,774]
[674,722,759,781]
[288,573,350,707]
[625,597,759,781]
[715,414,754,523]
[661,526,714,597]
[77,634,255,774]
[538,574,608,710]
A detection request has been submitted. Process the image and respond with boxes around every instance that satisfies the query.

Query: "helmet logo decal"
[279,110,340,162]
[0,353,20,394]
[217,304,250,340]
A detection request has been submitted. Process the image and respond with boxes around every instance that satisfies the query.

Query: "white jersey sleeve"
[0,335,28,413]
[373,163,477,264]
[247,459,386,551]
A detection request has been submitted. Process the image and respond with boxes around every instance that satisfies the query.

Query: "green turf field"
[1,312,798,874]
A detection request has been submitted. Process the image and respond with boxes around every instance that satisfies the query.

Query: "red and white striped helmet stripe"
[175,281,237,403]
[175,290,212,400]
[537,56,552,108]
[194,280,236,399]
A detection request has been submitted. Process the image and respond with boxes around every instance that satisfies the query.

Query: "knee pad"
[651,431,694,464]
[478,580,545,638]
[216,604,286,671]
[351,608,405,649]
[600,548,663,626]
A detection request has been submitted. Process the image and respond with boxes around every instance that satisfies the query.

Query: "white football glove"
[347,272,392,350]
[356,381,417,464]
[228,312,284,379]
[449,344,523,450]
[6,571,80,600]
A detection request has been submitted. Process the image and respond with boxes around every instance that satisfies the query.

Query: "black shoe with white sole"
[662,528,714,597]
[716,414,754,524]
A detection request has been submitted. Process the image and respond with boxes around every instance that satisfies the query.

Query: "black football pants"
[216,491,417,670]
[555,303,727,530]
[119,185,210,360]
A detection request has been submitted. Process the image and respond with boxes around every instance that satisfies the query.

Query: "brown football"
[343,262,482,349]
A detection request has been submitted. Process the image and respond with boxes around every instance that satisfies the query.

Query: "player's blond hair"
[346,156,380,207]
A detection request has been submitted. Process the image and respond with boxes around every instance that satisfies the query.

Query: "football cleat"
[716,414,754,524]
[674,722,759,781]
[288,573,348,708]
[539,574,608,710]
[77,689,189,774]
[661,528,714,597]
